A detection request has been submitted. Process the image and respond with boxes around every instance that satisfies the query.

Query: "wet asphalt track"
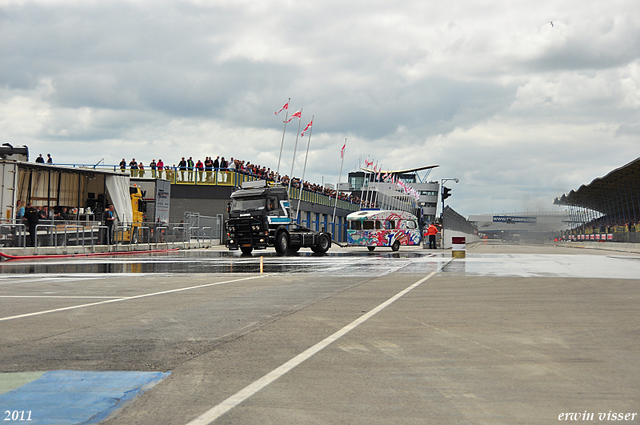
[0,243,639,425]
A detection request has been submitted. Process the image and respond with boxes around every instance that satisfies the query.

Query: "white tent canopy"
[106,174,133,224]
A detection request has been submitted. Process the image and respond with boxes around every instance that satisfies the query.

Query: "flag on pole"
[285,110,301,123]
[340,142,346,158]
[301,120,313,136]
[275,102,289,115]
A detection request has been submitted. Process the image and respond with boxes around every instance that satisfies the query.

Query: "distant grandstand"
[468,211,571,242]
[554,157,640,243]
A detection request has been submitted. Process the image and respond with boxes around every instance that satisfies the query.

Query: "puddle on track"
[0,251,638,279]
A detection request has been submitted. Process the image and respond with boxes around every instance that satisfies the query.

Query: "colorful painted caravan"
[346,210,421,251]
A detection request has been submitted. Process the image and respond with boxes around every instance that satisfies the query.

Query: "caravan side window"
[350,221,361,230]
[363,220,375,230]
[375,221,382,230]
[388,220,396,229]
[406,220,417,229]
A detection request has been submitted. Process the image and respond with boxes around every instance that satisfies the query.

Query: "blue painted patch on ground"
[0,370,170,424]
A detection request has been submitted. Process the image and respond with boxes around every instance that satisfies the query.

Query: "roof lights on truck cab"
[241,180,268,189]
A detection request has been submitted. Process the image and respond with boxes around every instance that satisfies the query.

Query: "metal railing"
[34,224,58,248]
[64,225,86,247]
[0,223,27,248]
[91,225,109,248]
[2,218,218,251]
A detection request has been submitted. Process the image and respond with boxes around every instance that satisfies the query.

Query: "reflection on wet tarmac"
[0,250,445,276]
[1,251,638,279]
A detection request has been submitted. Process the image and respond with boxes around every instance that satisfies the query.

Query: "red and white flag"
[301,120,313,136]
[275,102,289,115]
[285,110,301,123]
[340,143,346,158]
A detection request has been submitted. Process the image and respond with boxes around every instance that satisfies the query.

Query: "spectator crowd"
[34,153,369,207]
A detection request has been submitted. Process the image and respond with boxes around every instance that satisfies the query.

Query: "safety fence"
[0,218,219,251]
[563,229,640,243]
[442,206,478,235]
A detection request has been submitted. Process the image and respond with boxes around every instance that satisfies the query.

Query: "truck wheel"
[391,240,400,252]
[240,246,253,255]
[367,246,375,252]
[275,231,289,254]
[311,234,331,253]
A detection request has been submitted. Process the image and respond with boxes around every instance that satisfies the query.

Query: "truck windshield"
[231,197,266,212]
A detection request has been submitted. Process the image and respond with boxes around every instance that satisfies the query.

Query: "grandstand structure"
[468,211,571,242]
[345,165,440,223]
[554,157,640,243]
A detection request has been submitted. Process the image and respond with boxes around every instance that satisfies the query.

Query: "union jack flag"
[301,120,313,136]
[285,110,301,123]
[275,102,289,115]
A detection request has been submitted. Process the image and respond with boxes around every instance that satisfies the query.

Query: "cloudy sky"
[1,0,638,217]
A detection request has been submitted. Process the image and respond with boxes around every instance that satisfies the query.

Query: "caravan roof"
[346,209,417,222]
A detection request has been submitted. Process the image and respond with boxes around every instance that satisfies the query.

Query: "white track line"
[0,275,266,322]
[186,266,446,425]
[0,295,121,299]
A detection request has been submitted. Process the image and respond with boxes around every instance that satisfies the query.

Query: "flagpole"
[332,138,346,233]
[295,115,313,224]
[366,162,377,207]
[287,108,303,197]
[359,160,366,210]
[361,159,371,210]
[275,98,290,181]
[373,164,381,208]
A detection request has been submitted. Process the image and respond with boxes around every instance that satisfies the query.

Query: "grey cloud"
[526,17,640,72]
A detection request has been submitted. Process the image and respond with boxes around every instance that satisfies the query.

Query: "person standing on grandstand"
[178,157,187,181]
[196,159,204,182]
[129,158,138,177]
[187,156,195,182]
[157,159,164,179]
[204,157,213,182]
[220,157,228,182]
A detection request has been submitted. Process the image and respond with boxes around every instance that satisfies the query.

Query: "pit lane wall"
[441,206,479,249]
[559,241,640,255]
[442,229,480,249]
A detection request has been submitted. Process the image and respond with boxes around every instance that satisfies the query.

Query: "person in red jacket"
[426,223,439,249]
[196,159,204,182]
